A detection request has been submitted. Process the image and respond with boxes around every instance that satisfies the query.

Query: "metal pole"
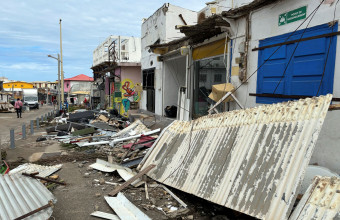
[22,124,26,139]
[14,200,54,220]
[59,19,64,107]
[36,118,39,129]
[57,54,61,110]
[41,115,43,122]
[30,120,34,134]
[10,129,15,149]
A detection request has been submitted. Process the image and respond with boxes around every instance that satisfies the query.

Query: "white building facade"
[140,3,197,115]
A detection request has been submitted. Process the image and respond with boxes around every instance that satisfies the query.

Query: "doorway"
[142,68,155,113]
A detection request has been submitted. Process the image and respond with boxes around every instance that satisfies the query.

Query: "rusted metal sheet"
[140,95,333,220]
[0,174,56,220]
[290,176,340,220]
[9,163,62,178]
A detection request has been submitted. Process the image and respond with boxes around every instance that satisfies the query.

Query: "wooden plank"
[108,164,156,196]
[249,93,340,102]
[252,31,340,51]
[161,185,187,208]
[329,104,340,111]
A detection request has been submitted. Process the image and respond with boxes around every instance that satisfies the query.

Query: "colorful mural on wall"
[119,79,141,116]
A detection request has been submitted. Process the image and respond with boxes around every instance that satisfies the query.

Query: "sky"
[0,0,206,82]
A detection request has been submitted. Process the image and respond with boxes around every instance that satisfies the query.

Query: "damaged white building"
[141,0,340,173]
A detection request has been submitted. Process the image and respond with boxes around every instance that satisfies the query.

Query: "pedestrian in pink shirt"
[14,98,23,118]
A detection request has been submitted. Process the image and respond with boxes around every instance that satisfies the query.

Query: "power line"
[316,0,339,96]
[273,3,320,94]
[229,0,326,97]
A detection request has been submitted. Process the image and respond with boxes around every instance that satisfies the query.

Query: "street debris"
[105,193,151,220]
[22,172,66,185]
[0,173,57,220]
[109,164,156,196]
[9,163,62,177]
[90,158,120,173]
[91,211,120,220]
[3,96,337,220]
[0,102,15,113]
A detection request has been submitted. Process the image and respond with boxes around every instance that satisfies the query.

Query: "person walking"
[14,98,23,118]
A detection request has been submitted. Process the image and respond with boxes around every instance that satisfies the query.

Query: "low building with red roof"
[64,74,94,105]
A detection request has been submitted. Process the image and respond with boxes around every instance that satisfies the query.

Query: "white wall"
[163,56,186,111]
[227,0,340,172]
[141,3,197,115]
[93,36,141,66]
[165,5,198,42]
[70,81,92,92]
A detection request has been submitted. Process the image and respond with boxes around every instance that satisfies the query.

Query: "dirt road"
[0,105,54,145]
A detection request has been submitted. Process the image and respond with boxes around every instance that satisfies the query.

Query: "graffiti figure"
[122,99,130,116]
[120,79,141,116]
[122,81,136,97]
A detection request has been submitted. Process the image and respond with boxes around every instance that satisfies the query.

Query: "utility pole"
[57,54,61,109]
[47,54,61,110]
[59,19,64,107]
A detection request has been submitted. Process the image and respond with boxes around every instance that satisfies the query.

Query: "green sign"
[279,6,307,26]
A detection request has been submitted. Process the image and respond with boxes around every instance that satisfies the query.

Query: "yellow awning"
[192,38,227,61]
[70,91,90,95]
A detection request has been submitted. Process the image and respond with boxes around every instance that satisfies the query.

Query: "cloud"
[0,0,206,82]
[0,62,51,71]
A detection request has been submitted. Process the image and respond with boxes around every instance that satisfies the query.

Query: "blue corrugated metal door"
[257,23,338,104]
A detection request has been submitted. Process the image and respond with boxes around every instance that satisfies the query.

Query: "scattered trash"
[105,193,151,220]
[0,160,9,174]
[109,164,155,196]
[91,211,120,220]
[36,136,47,142]
[89,159,120,173]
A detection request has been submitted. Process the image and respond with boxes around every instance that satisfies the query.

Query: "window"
[142,68,155,89]
[199,74,207,82]
[193,55,226,118]
[214,74,222,82]
[257,23,337,104]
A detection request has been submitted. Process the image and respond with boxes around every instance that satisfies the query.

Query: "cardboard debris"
[208,83,235,102]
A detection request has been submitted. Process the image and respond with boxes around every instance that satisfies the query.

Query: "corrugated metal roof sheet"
[9,163,62,178]
[140,95,333,220]
[105,193,151,220]
[113,120,150,138]
[0,174,56,220]
[290,176,340,220]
